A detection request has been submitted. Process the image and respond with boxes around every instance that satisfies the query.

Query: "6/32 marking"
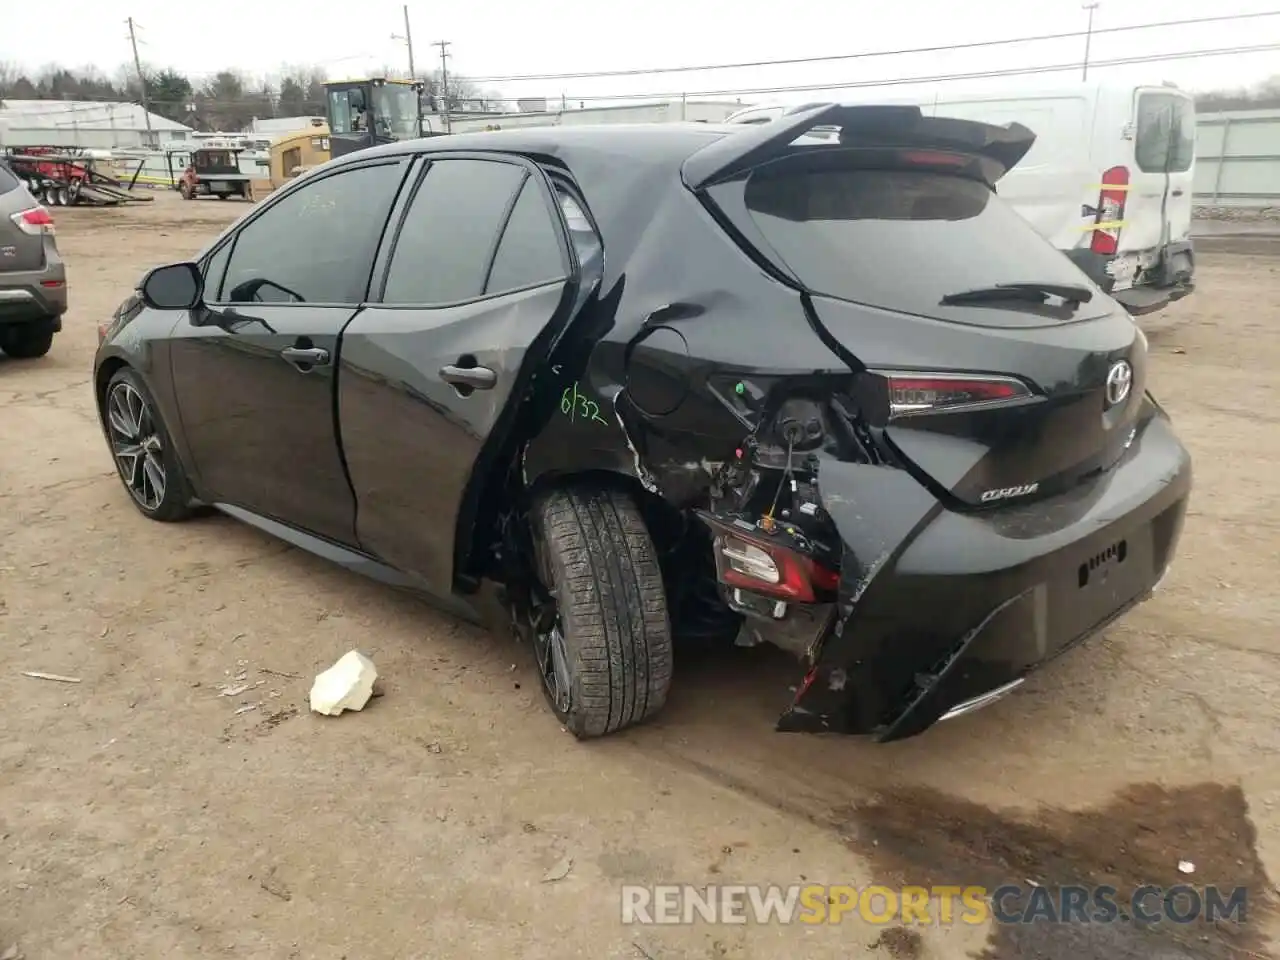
[560,381,609,425]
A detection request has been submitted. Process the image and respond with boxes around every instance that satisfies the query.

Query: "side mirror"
[140,262,203,310]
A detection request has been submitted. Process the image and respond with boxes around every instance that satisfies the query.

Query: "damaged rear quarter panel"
[521,165,851,499]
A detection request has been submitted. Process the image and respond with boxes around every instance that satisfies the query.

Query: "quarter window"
[218,162,404,305]
[203,240,232,302]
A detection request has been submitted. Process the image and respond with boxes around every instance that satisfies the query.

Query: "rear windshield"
[1134,93,1195,174]
[711,155,1106,321]
[0,164,18,195]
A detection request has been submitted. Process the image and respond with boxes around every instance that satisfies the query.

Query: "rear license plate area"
[1050,524,1155,645]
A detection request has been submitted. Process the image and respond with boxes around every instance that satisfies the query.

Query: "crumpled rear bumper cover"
[776,409,1191,741]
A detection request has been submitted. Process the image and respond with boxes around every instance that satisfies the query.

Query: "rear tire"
[531,486,673,738]
[0,325,54,359]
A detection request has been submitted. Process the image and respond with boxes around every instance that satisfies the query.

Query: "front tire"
[103,368,195,522]
[530,486,673,738]
[0,324,54,359]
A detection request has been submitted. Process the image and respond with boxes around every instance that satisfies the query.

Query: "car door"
[168,157,411,546]
[338,154,576,594]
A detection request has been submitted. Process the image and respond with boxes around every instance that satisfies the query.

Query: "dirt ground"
[2,192,1278,960]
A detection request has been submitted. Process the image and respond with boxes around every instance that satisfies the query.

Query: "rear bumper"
[0,264,67,326]
[776,405,1191,741]
[1067,242,1195,317]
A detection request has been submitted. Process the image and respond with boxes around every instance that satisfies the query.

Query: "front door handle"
[1171,188,1184,197]
[440,364,497,390]
[281,346,330,369]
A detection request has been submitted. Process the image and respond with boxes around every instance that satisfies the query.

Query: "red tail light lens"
[711,529,839,604]
[878,372,1031,418]
[1090,165,1129,256]
[10,206,55,236]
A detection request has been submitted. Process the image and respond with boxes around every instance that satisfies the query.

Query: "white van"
[724,83,1197,316]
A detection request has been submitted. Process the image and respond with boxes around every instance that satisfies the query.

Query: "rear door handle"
[1172,189,1184,197]
[439,364,497,390]
[280,346,330,369]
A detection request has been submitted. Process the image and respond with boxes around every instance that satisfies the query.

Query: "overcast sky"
[4,0,1279,107]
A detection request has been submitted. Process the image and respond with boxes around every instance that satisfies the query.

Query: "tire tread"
[535,485,672,738]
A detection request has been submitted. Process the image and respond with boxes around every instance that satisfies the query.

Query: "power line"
[465,10,1280,84]
[547,41,1280,104]
[12,40,1280,109]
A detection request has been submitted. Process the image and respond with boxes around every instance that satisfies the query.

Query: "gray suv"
[0,162,67,358]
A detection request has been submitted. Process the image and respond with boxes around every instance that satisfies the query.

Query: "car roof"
[351,122,733,169]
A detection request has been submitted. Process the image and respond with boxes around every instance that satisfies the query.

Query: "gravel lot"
[2,193,1278,960]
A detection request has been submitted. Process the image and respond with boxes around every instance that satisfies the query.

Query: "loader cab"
[324,78,425,158]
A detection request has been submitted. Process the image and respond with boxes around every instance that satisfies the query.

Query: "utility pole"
[126,17,155,148]
[1081,2,1100,81]
[432,40,451,133]
[391,5,417,79]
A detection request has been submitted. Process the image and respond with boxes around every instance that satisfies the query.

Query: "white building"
[0,100,193,150]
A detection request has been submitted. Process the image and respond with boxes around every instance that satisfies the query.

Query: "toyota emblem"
[1106,360,1133,407]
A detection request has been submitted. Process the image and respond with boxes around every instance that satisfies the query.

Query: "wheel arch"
[94,355,131,428]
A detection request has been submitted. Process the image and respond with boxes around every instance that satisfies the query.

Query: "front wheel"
[528,486,673,738]
[103,368,195,522]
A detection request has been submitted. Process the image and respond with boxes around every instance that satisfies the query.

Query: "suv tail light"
[10,206,55,237]
[875,371,1033,419]
[707,525,840,603]
[1090,166,1129,256]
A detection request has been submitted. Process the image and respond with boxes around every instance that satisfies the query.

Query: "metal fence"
[1195,108,1280,208]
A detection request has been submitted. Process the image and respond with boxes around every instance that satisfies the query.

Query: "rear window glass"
[1135,93,1195,174]
[720,158,1104,321]
[0,164,18,195]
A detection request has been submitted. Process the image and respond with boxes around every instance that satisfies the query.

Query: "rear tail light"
[709,526,840,603]
[1090,166,1129,256]
[875,371,1032,419]
[10,206,55,237]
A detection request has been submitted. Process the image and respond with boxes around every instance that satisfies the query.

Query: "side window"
[203,240,232,302]
[382,159,527,305]
[556,186,602,273]
[484,179,566,295]
[219,162,404,305]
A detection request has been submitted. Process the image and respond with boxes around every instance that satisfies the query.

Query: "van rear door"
[1119,88,1196,264]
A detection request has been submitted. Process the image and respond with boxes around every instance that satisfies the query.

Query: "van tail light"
[702,519,840,604]
[872,370,1033,419]
[10,206,55,236]
[1090,166,1129,256]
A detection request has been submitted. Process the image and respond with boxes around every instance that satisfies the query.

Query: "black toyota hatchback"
[93,104,1191,742]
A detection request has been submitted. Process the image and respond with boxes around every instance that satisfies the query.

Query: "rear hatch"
[0,165,47,273]
[689,104,1146,508]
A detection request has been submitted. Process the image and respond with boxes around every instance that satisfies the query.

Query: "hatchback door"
[0,169,48,274]
[338,155,576,595]
[696,113,1145,509]
[1122,88,1196,259]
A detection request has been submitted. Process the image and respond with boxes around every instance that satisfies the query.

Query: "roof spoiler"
[684,102,1037,189]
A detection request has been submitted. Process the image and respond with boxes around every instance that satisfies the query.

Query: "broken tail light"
[1090,166,1129,256]
[874,371,1033,419]
[707,523,840,604]
[10,206,55,236]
